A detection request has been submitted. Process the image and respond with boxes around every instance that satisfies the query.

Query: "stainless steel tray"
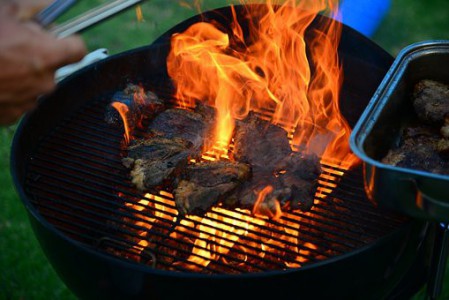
[350,40,449,222]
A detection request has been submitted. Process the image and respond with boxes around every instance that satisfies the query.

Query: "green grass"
[372,0,449,56]
[1,0,449,299]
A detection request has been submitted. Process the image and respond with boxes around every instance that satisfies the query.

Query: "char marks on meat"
[112,85,322,217]
[105,83,164,128]
[382,126,449,174]
[227,152,321,215]
[122,104,216,191]
[122,137,195,191]
[174,161,251,215]
[233,112,292,169]
[276,152,321,210]
[229,113,321,214]
[148,105,215,151]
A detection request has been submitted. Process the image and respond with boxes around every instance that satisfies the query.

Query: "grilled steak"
[122,137,195,191]
[105,83,164,128]
[225,152,320,215]
[230,113,320,214]
[382,79,449,175]
[174,161,251,215]
[276,152,321,210]
[148,106,215,151]
[382,126,449,174]
[121,105,320,217]
[233,112,292,169]
[123,103,216,192]
[413,79,449,125]
[169,111,320,216]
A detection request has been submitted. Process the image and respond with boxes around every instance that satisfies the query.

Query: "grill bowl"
[10,5,432,299]
[350,40,449,222]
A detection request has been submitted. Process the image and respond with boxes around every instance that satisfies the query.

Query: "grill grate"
[25,93,407,274]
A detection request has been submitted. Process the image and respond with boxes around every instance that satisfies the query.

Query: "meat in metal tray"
[350,40,449,222]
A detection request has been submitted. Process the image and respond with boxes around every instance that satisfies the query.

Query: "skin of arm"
[0,1,87,125]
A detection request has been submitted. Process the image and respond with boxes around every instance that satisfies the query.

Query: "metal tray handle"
[409,179,449,222]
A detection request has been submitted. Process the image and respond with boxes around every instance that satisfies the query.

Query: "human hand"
[0,14,87,125]
[0,0,53,21]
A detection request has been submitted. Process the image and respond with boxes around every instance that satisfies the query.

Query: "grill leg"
[426,222,449,299]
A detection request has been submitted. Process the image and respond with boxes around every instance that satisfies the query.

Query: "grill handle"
[50,0,146,38]
[406,178,449,223]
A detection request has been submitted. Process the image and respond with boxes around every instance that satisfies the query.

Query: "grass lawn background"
[2,0,449,299]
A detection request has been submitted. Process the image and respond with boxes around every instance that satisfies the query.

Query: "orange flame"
[111,84,150,144]
[111,102,131,144]
[252,185,282,220]
[167,0,359,170]
[123,0,364,271]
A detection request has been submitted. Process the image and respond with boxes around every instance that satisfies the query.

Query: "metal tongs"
[34,0,147,38]
[33,0,147,81]
[33,0,77,27]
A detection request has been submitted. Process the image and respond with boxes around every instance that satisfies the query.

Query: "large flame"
[120,0,363,270]
[167,0,358,168]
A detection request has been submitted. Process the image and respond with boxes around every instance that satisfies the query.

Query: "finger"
[0,105,33,125]
[0,1,19,18]
[22,22,87,70]
[0,73,54,107]
[15,0,53,21]
[46,35,88,69]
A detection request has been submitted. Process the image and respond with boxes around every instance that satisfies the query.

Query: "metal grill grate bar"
[27,161,327,266]
[36,126,375,245]
[24,96,407,274]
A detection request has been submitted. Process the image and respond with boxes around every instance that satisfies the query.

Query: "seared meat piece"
[276,152,321,210]
[413,79,449,125]
[233,112,292,169]
[149,106,215,151]
[105,83,164,128]
[230,113,320,216]
[122,137,195,191]
[382,126,449,174]
[231,177,283,217]
[174,161,251,215]
[122,106,320,216]
[122,104,216,192]
[225,153,321,216]
[278,152,322,181]
[382,79,449,175]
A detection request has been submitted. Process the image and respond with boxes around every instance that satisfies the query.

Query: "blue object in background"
[339,0,391,37]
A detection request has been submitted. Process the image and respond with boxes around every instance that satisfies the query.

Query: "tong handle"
[50,0,146,39]
[33,0,77,28]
